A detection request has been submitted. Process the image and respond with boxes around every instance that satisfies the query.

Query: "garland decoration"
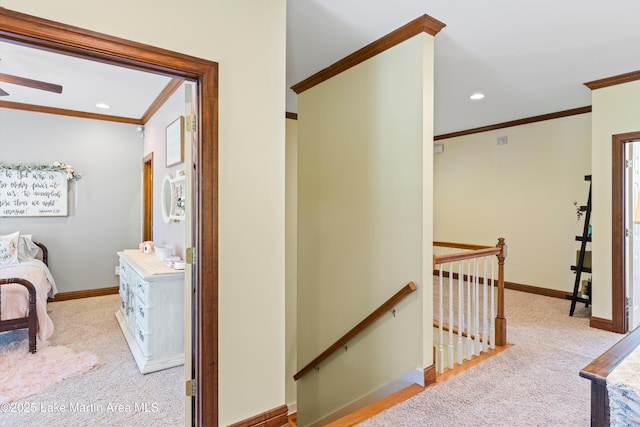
[0,162,82,182]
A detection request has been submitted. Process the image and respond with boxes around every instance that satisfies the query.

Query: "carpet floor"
[3,286,623,426]
[0,294,183,427]
[357,288,624,427]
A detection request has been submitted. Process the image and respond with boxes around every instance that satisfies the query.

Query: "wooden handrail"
[433,241,493,251]
[433,247,501,269]
[294,282,418,381]
[433,238,507,346]
[580,326,640,425]
[581,326,640,385]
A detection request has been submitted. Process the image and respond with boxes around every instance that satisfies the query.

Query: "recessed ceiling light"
[95,102,111,109]
[470,93,485,100]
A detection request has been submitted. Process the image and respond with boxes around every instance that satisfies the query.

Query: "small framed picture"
[166,116,184,167]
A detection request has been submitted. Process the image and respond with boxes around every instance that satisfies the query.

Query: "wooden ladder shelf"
[569,175,592,316]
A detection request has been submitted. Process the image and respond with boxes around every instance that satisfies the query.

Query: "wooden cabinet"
[116,250,185,374]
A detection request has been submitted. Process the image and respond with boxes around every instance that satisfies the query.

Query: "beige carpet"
[358,287,624,427]
[0,294,184,426]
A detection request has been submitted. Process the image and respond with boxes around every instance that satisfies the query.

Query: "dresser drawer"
[119,291,126,312]
[135,297,153,331]
[119,276,127,294]
[119,260,130,282]
[134,321,153,360]
[135,278,151,305]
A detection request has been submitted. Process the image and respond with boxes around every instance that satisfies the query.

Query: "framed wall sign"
[166,116,185,167]
[0,168,68,217]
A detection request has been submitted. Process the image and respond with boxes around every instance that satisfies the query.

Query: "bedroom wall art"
[0,162,81,217]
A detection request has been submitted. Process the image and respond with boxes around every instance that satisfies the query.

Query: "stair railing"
[293,282,417,381]
[432,238,507,373]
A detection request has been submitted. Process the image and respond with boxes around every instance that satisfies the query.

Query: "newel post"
[495,237,507,346]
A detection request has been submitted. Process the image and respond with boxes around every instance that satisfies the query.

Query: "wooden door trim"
[143,152,154,242]
[612,131,640,334]
[0,8,218,426]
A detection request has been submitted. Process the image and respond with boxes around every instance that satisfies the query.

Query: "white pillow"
[0,231,20,266]
[18,234,40,261]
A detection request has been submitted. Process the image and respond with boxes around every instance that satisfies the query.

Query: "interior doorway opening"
[143,152,154,242]
[0,8,219,426]
[625,139,640,332]
[613,131,640,334]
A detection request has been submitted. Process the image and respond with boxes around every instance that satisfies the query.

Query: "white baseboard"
[402,367,425,387]
[287,401,297,415]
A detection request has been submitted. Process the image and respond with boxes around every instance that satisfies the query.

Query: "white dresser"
[115,250,185,374]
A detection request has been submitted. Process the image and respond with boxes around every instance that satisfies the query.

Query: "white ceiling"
[2,1,640,134]
[287,0,640,135]
[0,41,172,119]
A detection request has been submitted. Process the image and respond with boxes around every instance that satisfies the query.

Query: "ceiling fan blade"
[0,87,8,96]
[0,73,62,94]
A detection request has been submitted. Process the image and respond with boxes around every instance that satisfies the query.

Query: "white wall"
[143,83,186,257]
[434,113,592,293]
[0,109,141,292]
[591,80,640,321]
[0,2,287,424]
[285,117,298,408]
[296,33,433,425]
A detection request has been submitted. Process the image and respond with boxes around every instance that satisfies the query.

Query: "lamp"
[136,125,145,139]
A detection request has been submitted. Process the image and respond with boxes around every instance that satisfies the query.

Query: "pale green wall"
[591,80,640,321]
[296,33,434,425]
[285,117,298,408]
[0,2,287,424]
[434,113,592,293]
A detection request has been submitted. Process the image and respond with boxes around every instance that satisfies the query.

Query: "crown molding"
[0,100,142,124]
[291,14,445,95]
[140,78,183,123]
[434,106,592,140]
[584,70,640,90]
[0,77,182,125]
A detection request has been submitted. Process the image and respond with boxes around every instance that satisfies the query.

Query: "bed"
[0,232,58,353]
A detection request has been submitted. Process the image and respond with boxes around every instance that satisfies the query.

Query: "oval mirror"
[160,174,174,224]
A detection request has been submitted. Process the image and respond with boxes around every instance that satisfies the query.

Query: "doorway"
[0,8,218,426]
[143,153,154,242]
[612,131,640,334]
[626,140,640,331]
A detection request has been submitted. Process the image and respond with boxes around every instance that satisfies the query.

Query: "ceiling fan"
[0,72,63,96]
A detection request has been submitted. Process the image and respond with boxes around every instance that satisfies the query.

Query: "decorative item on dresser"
[0,233,58,353]
[115,249,185,374]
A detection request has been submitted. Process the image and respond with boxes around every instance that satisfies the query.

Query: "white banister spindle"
[457,260,464,365]
[438,265,444,373]
[474,258,480,356]
[482,256,489,352]
[466,258,473,360]
[448,262,454,370]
